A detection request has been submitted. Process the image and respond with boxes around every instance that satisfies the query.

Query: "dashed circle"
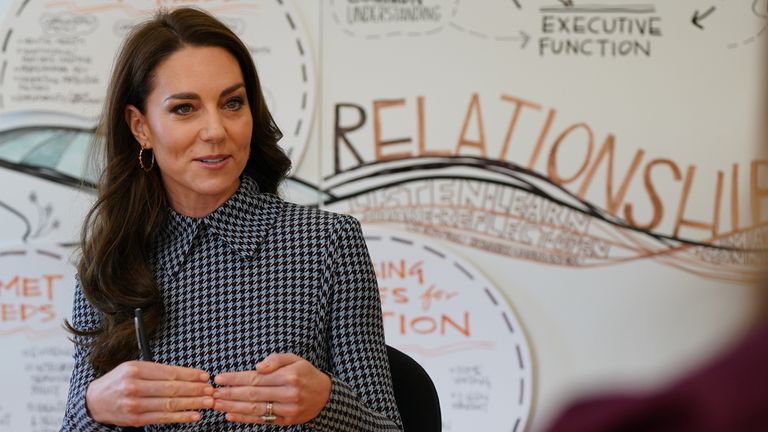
[364,228,534,431]
[0,0,315,165]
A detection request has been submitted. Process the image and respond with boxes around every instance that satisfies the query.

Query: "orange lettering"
[673,166,723,238]
[547,123,594,185]
[22,277,41,298]
[577,135,645,215]
[624,158,682,231]
[455,93,487,157]
[731,163,740,231]
[417,96,449,157]
[42,274,62,301]
[751,160,768,225]
[499,95,541,160]
[527,108,556,170]
[373,99,412,161]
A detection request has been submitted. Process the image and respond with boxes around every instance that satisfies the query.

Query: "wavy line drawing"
[0,199,32,241]
[315,156,766,284]
[0,190,63,243]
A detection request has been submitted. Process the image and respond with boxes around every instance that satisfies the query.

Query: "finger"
[215,371,283,387]
[224,412,288,425]
[214,399,292,417]
[139,396,215,412]
[212,385,288,402]
[256,353,301,373]
[135,380,214,398]
[126,361,209,382]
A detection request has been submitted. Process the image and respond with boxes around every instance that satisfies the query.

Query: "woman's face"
[126,45,253,217]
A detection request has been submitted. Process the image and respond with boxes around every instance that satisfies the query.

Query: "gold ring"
[261,401,276,424]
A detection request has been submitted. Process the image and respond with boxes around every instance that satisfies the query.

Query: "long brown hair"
[66,7,291,373]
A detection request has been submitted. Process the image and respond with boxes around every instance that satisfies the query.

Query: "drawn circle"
[329,0,455,39]
[697,0,768,49]
[0,245,75,338]
[364,227,534,432]
[0,244,76,431]
[0,0,315,165]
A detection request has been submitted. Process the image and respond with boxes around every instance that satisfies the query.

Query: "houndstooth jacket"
[61,176,403,431]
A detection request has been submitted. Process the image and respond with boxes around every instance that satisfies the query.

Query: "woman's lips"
[194,155,231,168]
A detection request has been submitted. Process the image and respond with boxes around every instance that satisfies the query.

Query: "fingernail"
[191,412,201,421]
[200,372,209,381]
[204,386,214,395]
[203,397,213,407]
[213,391,220,398]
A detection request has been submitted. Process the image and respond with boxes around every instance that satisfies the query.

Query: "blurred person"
[545,31,768,432]
[545,312,768,432]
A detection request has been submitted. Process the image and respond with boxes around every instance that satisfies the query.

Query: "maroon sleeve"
[546,322,768,432]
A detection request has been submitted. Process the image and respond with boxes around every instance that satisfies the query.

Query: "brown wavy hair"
[65,7,291,374]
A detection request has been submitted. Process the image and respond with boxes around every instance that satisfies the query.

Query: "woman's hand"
[212,353,332,425]
[85,361,214,427]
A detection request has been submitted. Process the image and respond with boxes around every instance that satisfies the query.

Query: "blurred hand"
[213,353,332,425]
[86,361,214,427]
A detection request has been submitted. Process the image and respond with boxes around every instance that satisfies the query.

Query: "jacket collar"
[155,176,280,270]
[203,176,280,259]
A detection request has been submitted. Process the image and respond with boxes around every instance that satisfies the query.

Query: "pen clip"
[134,315,142,355]
[134,308,153,362]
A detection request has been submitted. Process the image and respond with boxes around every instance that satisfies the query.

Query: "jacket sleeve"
[60,278,117,432]
[307,215,403,432]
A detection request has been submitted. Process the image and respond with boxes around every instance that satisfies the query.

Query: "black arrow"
[519,30,530,49]
[558,0,574,6]
[692,6,716,29]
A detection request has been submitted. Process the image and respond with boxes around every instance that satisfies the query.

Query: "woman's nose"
[201,111,225,143]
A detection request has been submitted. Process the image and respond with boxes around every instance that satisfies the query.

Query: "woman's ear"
[125,105,151,148]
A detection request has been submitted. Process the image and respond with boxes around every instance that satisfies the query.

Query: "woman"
[61,7,402,431]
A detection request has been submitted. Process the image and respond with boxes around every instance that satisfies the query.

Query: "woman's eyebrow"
[219,83,245,97]
[163,83,245,103]
[164,92,199,103]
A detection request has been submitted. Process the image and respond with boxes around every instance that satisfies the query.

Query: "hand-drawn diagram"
[537,2,661,57]
[690,0,767,48]
[0,0,320,245]
[0,111,96,245]
[331,0,768,55]
[0,111,320,244]
[320,157,766,285]
[0,244,76,432]
[328,0,531,47]
[365,228,533,431]
[0,0,316,164]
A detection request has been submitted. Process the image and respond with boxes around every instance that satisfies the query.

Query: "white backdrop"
[0,1,765,431]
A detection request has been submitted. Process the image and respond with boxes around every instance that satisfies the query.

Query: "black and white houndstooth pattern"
[61,176,403,431]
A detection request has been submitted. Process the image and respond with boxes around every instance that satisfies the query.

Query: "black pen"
[131,309,154,432]
[134,308,154,362]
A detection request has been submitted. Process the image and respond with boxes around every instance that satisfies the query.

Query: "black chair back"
[386,345,442,432]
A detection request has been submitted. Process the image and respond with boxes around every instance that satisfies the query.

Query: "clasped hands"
[85,353,332,427]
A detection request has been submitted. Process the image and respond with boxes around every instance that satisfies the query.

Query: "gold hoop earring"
[138,147,154,172]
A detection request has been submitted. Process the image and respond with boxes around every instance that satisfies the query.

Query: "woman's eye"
[224,97,244,111]
[171,104,194,115]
